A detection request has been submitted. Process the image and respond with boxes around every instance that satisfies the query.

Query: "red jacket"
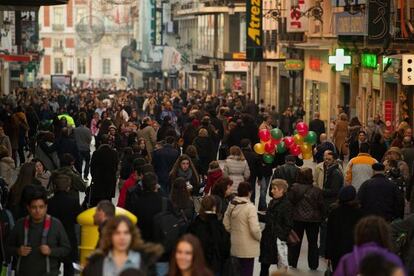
[204,168,223,194]
[117,173,137,208]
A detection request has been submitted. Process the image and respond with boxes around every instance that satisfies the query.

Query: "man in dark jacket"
[319,151,343,257]
[7,186,71,276]
[90,136,119,206]
[391,214,414,275]
[56,127,81,172]
[152,136,180,195]
[48,174,82,276]
[349,130,368,159]
[358,163,405,221]
[309,112,325,144]
[272,155,299,189]
[129,172,165,242]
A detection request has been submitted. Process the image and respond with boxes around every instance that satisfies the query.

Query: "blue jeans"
[259,176,271,211]
[156,262,169,276]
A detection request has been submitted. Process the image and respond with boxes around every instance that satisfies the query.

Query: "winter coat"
[90,144,119,199]
[152,144,179,191]
[272,163,300,188]
[334,242,405,276]
[358,174,405,221]
[0,156,15,186]
[83,250,158,276]
[326,203,363,270]
[370,141,387,162]
[35,170,51,189]
[259,196,293,264]
[157,123,176,142]
[309,119,326,143]
[188,214,230,273]
[242,148,261,180]
[35,141,60,171]
[223,156,250,194]
[288,183,325,222]
[129,191,165,242]
[333,120,349,155]
[391,214,414,276]
[193,136,215,175]
[223,196,261,258]
[322,163,344,208]
[314,141,336,164]
[204,168,223,194]
[0,135,12,157]
[52,166,86,201]
[345,153,377,191]
[138,124,157,153]
[47,191,82,262]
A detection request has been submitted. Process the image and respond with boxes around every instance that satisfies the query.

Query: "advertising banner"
[246,0,263,61]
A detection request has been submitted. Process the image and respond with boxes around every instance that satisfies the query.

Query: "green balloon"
[293,129,298,135]
[263,154,274,164]
[270,128,283,140]
[277,141,287,153]
[304,131,317,145]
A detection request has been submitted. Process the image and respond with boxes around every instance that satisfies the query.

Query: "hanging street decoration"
[329,48,351,71]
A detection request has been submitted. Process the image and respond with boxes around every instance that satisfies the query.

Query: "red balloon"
[284,136,294,147]
[258,129,271,142]
[264,142,276,153]
[271,138,281,145]
[290,144,301,156]
[296,122,309,136]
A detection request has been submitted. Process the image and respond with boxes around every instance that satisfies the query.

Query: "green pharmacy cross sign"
[329,49,351,71]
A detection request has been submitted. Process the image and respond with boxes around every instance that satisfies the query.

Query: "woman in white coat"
[224,181,261,276]
[223,146,250,194]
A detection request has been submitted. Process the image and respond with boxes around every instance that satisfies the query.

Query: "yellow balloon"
[254,143,265,155]
[294,133,304,145]
[303,152,313,160]
[300,143,312,154]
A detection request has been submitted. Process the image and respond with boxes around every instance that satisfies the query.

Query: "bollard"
[76,207,137,265]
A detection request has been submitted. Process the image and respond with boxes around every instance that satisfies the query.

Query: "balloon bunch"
[253,122,317,164]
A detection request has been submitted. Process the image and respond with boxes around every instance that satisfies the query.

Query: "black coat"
[358,174,405,221]
[326,203,363,270]
[188,214,230,273]
[242,148,261,180]
[130,191,165,242]
[90,144,119,199]
[370,141,387,162]
[47,191,82,261]
[322,164,343,208]
[193,136,215,175]
[83,250,158,276]
[309,119,326,143]
[259,196,293,264]
[157,123,176,141]
[152,145,180,190]
[288,183,325,222]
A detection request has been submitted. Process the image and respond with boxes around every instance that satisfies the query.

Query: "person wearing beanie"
[325,185,363,270]
[358,163,405,222]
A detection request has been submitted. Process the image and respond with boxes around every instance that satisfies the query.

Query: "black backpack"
[153,208,189,256]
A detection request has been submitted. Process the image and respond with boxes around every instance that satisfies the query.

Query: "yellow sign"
[232,52,246,60]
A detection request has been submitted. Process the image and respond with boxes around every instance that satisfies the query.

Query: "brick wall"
[44,6,50,27]
[67,0,73,27]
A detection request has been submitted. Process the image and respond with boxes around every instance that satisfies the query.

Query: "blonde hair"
[229,146,245,160]
[198,128,208,138]
[271,179,288,193]
[209,160,220,170]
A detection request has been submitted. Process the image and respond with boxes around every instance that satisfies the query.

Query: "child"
[204,161,223,195]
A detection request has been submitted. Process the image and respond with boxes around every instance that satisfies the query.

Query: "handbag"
[324,260,333,276]
[287,229,300,245]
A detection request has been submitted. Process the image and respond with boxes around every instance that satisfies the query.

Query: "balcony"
[53,46,64,52]
[52,24,64,31]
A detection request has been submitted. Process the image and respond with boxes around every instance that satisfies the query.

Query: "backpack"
[153,208,189,256]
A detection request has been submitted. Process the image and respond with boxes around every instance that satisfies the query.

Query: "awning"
[0,54,31,62]
[290,42,332,50]
[0,0,68,6]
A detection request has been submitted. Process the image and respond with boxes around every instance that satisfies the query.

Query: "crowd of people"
[0,87,413,276]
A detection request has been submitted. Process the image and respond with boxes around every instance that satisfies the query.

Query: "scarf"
[177,167,193,181]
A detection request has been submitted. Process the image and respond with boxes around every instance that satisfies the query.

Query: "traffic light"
[402,54,414,85]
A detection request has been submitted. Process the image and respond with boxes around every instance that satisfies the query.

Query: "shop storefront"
[223,61,247,93]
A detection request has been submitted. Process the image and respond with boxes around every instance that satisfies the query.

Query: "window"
[54,58,63,74]
[77,58,86,74]
[102,58,111,75]
[53,39,63,49]
[53,7,64,25]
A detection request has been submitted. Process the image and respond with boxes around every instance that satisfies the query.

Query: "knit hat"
[338,186,356,203]
[372,163,385,171]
